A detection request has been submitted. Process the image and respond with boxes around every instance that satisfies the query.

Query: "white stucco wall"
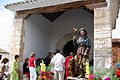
[23,14,51,59]
[50,9,94,53]
[23,8,94,59]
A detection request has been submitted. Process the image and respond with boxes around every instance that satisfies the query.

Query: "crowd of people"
[0,28,93,80]
[23,50,66,80]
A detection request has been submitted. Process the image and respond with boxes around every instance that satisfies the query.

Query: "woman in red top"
[29,52,37,80]
[65,52,74,79]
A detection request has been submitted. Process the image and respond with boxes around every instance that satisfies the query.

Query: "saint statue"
[73,28,91,77]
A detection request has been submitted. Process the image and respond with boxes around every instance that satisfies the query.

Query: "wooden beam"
[83,8,94,15]
[50,12,65,22]
[85,2,107,10]
[17,0,106,15]
[83,2,107,15]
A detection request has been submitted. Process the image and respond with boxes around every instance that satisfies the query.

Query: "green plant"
[94,70,103,80]
[94,67,119,80]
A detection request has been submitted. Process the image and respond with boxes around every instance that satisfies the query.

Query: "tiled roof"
[5,0,84,12]
[112,38,120,43]
[0,48,9,54]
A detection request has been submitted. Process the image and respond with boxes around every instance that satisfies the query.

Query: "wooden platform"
[67,77,86,80]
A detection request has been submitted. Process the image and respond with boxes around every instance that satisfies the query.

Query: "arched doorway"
[55,32,75,53]
[62,40,77,57]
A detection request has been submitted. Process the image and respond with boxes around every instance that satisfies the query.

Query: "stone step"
[67,77,86,80]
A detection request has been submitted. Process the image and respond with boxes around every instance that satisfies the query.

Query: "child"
[11,55,20,80]
[0,58,9,80]
[23,58,30,79]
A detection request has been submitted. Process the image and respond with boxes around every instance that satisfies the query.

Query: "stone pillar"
[9,18,25,73]
[94,7,112,75]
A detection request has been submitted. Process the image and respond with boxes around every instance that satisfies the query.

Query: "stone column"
[94,7,112,76]
[9,17,25,73]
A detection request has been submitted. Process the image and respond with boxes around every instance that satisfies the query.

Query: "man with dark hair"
[51,50,65,80]
[44,52,51,67]
[56,49,60,53]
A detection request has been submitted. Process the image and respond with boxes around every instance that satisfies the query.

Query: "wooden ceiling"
[41,8,93,22]
[41,11,65,22]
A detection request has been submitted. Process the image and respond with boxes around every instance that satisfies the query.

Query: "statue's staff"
[72,27,78,55]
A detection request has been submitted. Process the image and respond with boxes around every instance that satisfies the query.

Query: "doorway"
[62,40,77,57]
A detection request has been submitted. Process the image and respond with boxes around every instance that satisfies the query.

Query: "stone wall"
[10,18,24,72]
[94,7,112,72]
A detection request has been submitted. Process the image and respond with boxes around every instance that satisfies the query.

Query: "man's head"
[56,49,60,53]
[15,55,19,61]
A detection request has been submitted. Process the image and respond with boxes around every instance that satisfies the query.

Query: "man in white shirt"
[51,50,65,80]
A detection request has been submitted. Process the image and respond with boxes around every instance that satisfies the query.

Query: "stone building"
[0,48,10,61]
[112,38,120,68]
[5,0,120,76]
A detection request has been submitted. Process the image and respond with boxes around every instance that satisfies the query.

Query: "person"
[0,58,9,80]
[11,55,20,80]
[23,58,30,79]
[73,28,91,77]
[52,52,56,58]
[29,52,37,80]
[36,58,41,75]
[44,52,51,67]
[51,49,65,80]
[65,52,74,79]
[0,55,2,64]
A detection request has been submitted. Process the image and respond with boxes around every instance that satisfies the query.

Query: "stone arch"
[55,32,75,53]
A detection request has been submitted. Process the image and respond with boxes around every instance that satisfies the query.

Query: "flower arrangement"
[85,60,90,78]
[89,74,96,78]
[39,61,54,80]
[89,74,95,80]
[39,71,54,80]
[40,60,46,72]
[104,78,111,80]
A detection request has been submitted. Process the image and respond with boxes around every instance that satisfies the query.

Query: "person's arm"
[29,61,30,67]
[34,60,36,68]
[25,63,29,68]
[1,64,5,73]
[85,38,91,53]
[1,64,7,77]
[63,57,66,69]
[50,58,55,69]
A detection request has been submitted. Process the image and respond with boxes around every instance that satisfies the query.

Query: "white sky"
[0,0,18,51]
[0,0,120,51]
[0,11,14,51]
